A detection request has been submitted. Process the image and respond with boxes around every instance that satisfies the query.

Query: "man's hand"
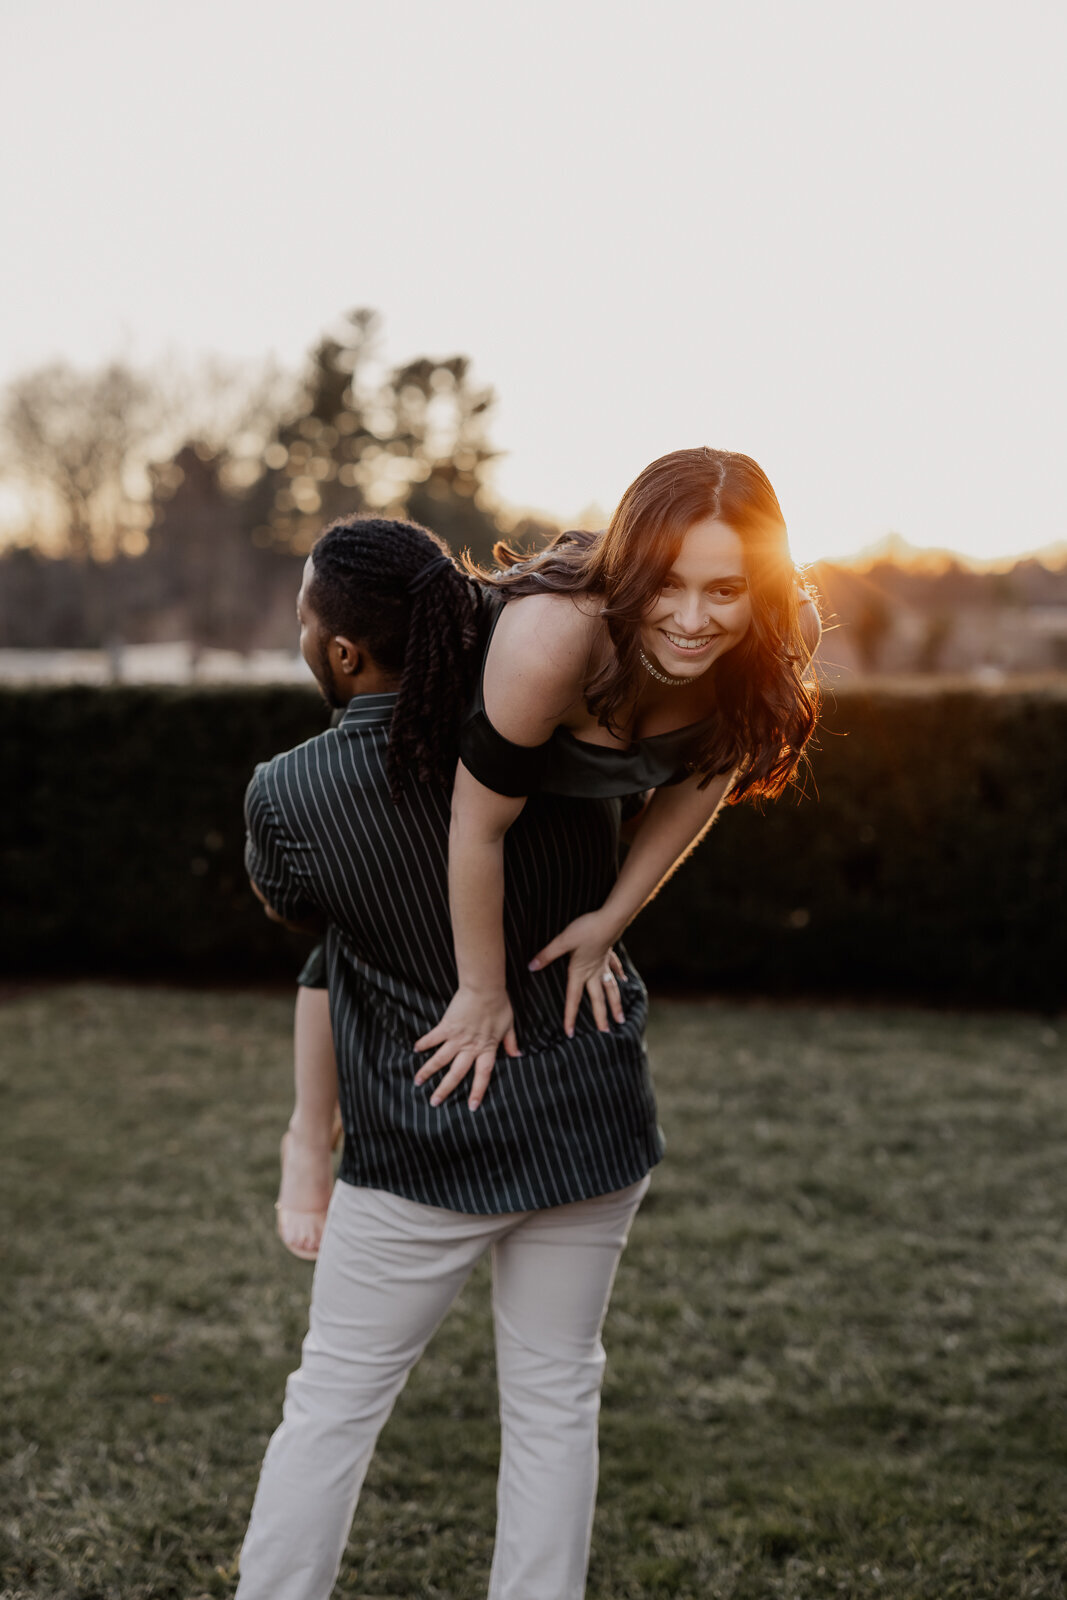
[413,986,520,1111]
[528,912,627,1037]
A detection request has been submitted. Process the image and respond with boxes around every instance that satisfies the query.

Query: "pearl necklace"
[638,646,690,687]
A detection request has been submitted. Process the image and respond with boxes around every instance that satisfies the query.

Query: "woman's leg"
[487,1176,650,1600]
[276,985,341,1260]
[238,1183,506,1600]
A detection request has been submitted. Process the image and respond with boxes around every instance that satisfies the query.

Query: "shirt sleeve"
[244,764,322,926]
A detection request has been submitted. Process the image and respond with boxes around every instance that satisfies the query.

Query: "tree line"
[0,310,552,651]
[1,311,1065,674]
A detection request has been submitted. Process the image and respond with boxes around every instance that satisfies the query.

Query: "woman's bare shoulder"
[497,590,601,655]
[485,592,601,736]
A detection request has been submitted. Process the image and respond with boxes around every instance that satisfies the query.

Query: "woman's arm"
[528,768,735,1035]
[413,594,597,1110]
[412,768,525,1109]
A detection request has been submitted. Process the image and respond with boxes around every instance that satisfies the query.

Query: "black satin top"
[459,591,717,799]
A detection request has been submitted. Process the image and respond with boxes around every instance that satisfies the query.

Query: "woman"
[413,445,820,1109]
[276,446,820,1250]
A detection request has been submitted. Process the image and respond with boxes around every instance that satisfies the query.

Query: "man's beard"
[316,638,344,709]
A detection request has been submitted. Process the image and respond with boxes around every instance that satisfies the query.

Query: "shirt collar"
[338,691,398,729]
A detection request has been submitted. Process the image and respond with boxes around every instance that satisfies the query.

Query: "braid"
[308,516,484,802]
[391,566,483,802]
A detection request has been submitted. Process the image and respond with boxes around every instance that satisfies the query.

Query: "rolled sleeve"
[244,765,321,926]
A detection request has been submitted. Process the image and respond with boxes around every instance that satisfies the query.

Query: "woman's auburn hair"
[467,447,820,802]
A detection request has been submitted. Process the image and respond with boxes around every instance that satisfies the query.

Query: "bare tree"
[0,354,292,562]
[0,360,161,561]
[0,315,513,647]
[164,354,295,496]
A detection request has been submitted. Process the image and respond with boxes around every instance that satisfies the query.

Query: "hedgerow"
[2,683,1063,1005]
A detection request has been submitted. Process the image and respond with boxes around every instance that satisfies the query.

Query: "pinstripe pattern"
[245,692,664,1214]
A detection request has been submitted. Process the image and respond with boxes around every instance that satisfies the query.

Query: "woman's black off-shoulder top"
[459,591,716,799]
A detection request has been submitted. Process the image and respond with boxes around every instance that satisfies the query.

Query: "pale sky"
[1,0,1063,566]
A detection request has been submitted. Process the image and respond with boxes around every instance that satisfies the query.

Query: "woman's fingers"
[563,967,585,1038]
[560,954,628,1036]
[417,1042,511,1108]
[606,954,628,1017]
[603,968,625,1024]
[421,1041,510,1109]
[527,936,562,973]
[466,1048,498,1111]
[414,1038,462,1084]
[586,974,611,1032]
[413,986,516,1096]
[532,917,628,1036]
[427,1051,476,1105]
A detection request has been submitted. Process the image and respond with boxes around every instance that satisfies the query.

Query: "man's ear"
[332,635,364,677]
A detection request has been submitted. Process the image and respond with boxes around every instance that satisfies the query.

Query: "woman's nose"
[672,594,709,634]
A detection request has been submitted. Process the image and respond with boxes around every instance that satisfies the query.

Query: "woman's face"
[639,516,752,681]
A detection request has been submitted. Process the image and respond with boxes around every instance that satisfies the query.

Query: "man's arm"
[248,872,326,936]
[244,763,326,934]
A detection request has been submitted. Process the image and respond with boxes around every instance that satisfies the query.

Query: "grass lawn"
[2,985,1066,1600]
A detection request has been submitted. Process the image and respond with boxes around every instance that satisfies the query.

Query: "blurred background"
[1,0,1064,1002]
[1,1,1064,686]
[3,295,1067,686]
[3,9,1066,1598]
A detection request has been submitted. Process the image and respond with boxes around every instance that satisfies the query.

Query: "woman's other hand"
[413,987,520,1111]
[528,913,627,1037]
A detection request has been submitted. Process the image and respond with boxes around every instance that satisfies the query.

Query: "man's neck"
[340,669,401,703]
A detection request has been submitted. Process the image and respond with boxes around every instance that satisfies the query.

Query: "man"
[236,515,661,1600]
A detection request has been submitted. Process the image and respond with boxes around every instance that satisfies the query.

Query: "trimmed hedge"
[2,683,1064,1006]
[1,685,327,983]
[627,684,1066,1008]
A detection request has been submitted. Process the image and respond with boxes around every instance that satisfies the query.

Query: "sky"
[1,0,1064,567]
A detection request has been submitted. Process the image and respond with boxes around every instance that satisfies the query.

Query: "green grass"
[2,986,1066,1599]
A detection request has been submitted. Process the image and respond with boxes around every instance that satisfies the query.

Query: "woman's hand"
[413,987,520,1111]
[528,912,628,1037]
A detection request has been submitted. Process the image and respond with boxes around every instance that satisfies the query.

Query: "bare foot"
[275,1129,336,1261]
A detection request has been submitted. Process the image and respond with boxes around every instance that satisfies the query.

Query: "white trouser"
[236,1174,649,1600]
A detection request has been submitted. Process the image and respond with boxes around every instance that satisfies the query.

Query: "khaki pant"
[236,1174,649,1600]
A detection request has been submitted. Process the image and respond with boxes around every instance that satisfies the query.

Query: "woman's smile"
[657,628,721,656]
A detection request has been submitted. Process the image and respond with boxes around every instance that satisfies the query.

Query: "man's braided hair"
[308,516,484,803]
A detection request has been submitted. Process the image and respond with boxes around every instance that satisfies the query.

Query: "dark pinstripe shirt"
[244,692,664,1213]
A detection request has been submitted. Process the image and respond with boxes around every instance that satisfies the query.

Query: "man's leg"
[237,1182,501,1600]
[487,1176,650,1600]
